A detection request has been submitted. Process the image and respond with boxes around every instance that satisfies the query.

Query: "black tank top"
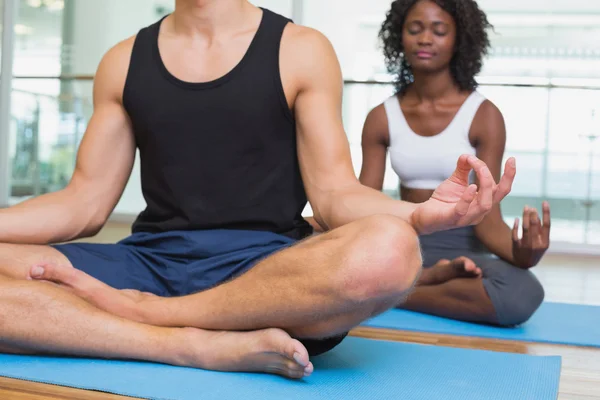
[123,9,312,240]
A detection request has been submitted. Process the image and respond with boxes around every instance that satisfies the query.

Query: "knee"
[493,270,545,327]
[340,215,422,302]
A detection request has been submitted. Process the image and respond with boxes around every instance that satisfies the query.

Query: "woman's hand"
[512,202,551,269]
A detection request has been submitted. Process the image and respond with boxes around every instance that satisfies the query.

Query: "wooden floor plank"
[0,377,137,400]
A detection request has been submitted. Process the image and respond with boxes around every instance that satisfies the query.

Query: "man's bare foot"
[174,327,314,379]
[416,257,482,286]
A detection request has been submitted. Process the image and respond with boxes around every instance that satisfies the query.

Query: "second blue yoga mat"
[362,302,600,347]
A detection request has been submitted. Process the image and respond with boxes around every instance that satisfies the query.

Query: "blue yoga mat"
[0,337,559,400]
[362,302,600,347]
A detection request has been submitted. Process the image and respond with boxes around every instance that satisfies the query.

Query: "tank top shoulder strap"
[123,17,165,112]
[255,8,292,49]
[383,95,411,146]
[240,9,291,74]
[243,8,293,121]
[452,91,487,133]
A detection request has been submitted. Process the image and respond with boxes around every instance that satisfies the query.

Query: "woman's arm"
[358,104,390,191]
[470,101,514,262]
[471,100,550,268]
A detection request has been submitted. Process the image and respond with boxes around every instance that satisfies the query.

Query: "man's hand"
[512,202,551,269]
[410,155,516,235]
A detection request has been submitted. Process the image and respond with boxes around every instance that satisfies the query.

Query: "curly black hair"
[379,0,492,95]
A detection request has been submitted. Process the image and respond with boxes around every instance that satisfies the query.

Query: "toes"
[304,362,314,377]
[455,257,478,273]
[260,330,311,377]
[288,338,310,368]
[285,359,307,379]
[265,359,306,379]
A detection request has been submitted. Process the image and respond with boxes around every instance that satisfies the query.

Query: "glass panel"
[8,0,172,215]
[10,0,65,201]
[304,0,600,81]
[477,86,549,154]
[586,200,600,245]
[0,0,4,70]
[9,79,91,198]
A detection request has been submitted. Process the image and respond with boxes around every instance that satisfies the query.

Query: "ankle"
[167,327,217,369]
[151,328,192,367]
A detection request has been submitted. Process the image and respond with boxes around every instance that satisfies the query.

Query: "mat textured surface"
[0,337,561,400]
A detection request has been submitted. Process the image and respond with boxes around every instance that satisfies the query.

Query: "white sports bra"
[384,91,486,190]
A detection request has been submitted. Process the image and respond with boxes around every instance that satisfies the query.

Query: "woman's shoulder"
[472,92,504,125]
[470,92,506,141]
[363,101,392,143]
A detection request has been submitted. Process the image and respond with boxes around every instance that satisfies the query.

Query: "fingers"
[512,217,520,243]
[530,207,545,247]
[450,154,473,185]
[493,158,516,203]
[521,206,531,246]
[467,156,494,212]
[542,201,551,242]
[454,184,478,217]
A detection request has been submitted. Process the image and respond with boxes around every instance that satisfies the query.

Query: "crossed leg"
[398,255,545,326]
[0,273,313,378]
[32,215,422,339]
[0,215,422,376]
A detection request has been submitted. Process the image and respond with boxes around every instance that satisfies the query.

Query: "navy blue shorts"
[52,229,347,356]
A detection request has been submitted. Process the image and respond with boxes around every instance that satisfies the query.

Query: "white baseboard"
[548,242,600,257]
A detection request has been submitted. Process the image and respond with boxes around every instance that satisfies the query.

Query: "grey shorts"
[419,227,545,326]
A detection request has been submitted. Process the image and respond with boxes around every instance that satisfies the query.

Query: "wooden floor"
[1,222,599,399]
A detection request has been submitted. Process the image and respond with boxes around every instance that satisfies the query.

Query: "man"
[0,0,514,379]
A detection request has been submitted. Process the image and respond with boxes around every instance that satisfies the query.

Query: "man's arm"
[281,26,417,232]
[0,39,137,244]
[281,26,513,234]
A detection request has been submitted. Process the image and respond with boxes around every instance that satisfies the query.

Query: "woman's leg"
[399,254,545,326]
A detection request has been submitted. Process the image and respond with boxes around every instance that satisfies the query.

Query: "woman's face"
[401,0,456,73]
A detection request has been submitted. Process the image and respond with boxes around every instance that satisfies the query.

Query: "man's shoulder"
[103,35,137,69]
[281,24,334,54]
[280,24,340,83]
[94,35,137,102]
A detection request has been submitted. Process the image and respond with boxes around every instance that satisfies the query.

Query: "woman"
[359,0,550,326]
